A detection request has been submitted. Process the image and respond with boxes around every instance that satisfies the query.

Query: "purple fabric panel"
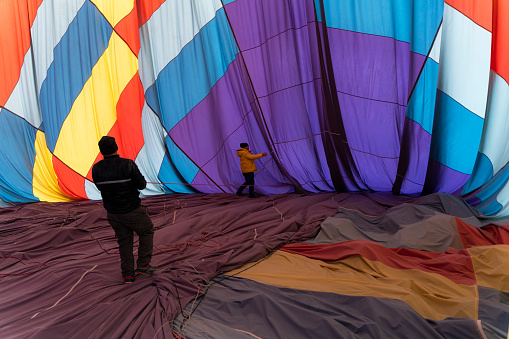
[336,93,403,190]
[169,60,252,170]
[170,61,295,195]
[225,0,316,52]
[256,86,333,192]
[399,118,432,194]
[173,2,337,194]
[324,29,427,191]
[329,28,426,106]
[424,158,471,194]
[226,2,336,191]
[240,23,321,98]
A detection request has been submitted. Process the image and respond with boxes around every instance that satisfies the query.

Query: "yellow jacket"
[237,148,263,173]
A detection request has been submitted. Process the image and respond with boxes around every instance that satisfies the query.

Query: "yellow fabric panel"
[32,131,74,202]
[226,251,478,321]
[468,245,509,292]
[53,31,138,177]
[90,0,134,27]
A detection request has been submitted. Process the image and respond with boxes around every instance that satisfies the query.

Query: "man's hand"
[262,152,268,156]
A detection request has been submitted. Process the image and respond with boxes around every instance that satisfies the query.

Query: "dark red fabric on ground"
[0,192,348,338]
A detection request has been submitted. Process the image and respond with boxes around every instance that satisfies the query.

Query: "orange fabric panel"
[114,6,141,56]
[227,250,479,321]
[86,73,144,181]
[136,0,166,27]
[468,245,509,292]
[0,0,43,106]
[52,156,87,199]
[491,0,509,82]
[281,240,476,285]
[445,0,493,32]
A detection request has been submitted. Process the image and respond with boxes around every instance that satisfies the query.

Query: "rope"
[147,182,293,187]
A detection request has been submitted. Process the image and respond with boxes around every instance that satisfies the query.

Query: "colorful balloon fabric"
[2,192,508,338]
[0,0,508,216]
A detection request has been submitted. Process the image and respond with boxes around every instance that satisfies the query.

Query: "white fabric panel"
[429,23,442,64]
[4,51,42,127]
[479,72,509,174]
[31,0,87,93]
[84,178,102,200]
[437,4,491,118]
[138,0,223,90]
[135,103,168,196]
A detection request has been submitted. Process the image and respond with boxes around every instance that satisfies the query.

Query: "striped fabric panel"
[137,103,173,195]
[136,103,195,194]
[226,250,478,320]
[0,109,38,202]
[0,0,42,106]
[32,131,72,202]
[430,91,485,176]
[315,0,443,56]
[4,51,42,128]
[445,0,492,32]
[137,0,167,27]
[30,0,87,95]
[148,7,238,130]
[90,0,134,27]
[437,4,491,119]
[138,0,223,91]
[53,31,138,178]
[39,1,113,152]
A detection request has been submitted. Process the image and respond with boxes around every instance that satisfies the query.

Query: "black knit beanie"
[240,142,248,148]
[98,136,118,155]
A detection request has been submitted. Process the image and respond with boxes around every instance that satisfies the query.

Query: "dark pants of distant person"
[237,172,255,198]
[107,205,154,277]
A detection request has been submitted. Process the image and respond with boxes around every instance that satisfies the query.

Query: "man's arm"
[130,161,147,190]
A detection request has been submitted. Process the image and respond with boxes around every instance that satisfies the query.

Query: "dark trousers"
[237,172,255,197]
[107,205,154,277]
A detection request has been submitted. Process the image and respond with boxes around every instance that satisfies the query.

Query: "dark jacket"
[92,154,146,214]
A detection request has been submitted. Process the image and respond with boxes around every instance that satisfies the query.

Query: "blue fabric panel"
[314,0,443,56]
[430,91,484,175]
[474,162,509,215]
[39,0,113,151]
[157,150,196,193]
[145,8,238,131]
[0,109,37,202]
[462,153,494,194]
[162,135,199,185]
[406,58,439,134]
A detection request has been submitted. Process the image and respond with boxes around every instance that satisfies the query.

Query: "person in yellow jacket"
[236,142,267,198]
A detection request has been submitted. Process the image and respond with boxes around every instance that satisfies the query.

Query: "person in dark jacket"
[92,136,155,284]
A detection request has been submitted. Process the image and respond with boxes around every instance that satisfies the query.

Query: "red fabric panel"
[281,240,476,285]
[456,217,509,248]
[445,0,492,32]
[52,156,87,199]
[491,0,509,82]
[114,6,141,56]
[86,73,145,181]
[136,0,166,27]
[0,0,43,106]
